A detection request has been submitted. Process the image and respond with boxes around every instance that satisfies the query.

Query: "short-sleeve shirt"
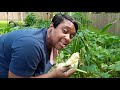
[0,28,53,78]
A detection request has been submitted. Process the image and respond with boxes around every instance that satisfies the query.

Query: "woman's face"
[49,19,76,50]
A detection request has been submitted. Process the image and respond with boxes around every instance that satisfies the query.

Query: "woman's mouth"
[60,42,66,48]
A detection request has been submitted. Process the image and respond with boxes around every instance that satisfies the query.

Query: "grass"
[0,21,24,28]
[0,21,24,35]
[0,21,8,27]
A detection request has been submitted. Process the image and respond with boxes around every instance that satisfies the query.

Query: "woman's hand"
[50,66,76,78]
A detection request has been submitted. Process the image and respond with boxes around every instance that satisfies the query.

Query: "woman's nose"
[65,34,71,44]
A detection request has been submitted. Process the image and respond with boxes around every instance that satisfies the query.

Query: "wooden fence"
[0,12,25,21]
[86,13,120,35]
[0,12,51,21]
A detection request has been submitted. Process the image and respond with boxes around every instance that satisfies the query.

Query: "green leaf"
[100,23,113,33]
[109,61,120,71]
[100,19,119,33]
[101,63,108,70]
[76,69,87,73]
[98,72,111,78]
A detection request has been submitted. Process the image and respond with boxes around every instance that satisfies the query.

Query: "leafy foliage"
[32,19,50,28]
[55,29,120,78]
[24,12,37,27]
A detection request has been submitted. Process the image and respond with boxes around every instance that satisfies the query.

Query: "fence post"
[7,12,8,26]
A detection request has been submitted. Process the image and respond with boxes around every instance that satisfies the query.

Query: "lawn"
[0,21,24,28]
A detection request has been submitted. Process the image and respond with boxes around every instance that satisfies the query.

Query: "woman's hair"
[52,13,78,32]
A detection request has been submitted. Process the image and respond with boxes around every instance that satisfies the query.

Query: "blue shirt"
[0,28,53,78]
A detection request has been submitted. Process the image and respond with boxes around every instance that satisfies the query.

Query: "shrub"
[24,12,37,27]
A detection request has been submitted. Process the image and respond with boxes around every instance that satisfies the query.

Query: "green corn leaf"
[100,19,119,33]
[76,69,87,73]
[100,23,113,33]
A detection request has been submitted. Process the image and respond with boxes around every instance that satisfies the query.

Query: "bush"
[24,12,37,27]
[33,19,50,28]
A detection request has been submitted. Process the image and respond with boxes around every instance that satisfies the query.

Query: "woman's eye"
[70,35,74,39]
[62,29,68,34]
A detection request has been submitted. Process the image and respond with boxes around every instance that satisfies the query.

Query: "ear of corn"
[56,52,80,69]
[56,52,87,74]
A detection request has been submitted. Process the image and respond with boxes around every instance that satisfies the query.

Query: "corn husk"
[56,52,80,69]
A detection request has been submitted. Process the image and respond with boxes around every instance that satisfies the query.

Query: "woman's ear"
[49,23,54,32]
[50,23,54,27]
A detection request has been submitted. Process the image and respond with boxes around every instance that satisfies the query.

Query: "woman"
[0,13,78,78]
